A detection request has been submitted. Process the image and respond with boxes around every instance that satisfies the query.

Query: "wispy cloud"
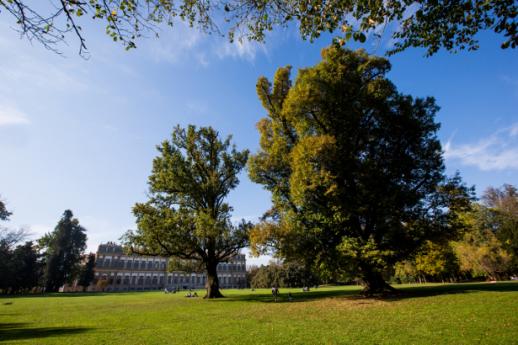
[145,23,205,64]
[0,105,30,126]
[444,123,518,171]
[145,23,267,65]
[216,39,265,61]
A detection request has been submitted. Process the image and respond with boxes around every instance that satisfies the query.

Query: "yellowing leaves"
[290,135,337,206]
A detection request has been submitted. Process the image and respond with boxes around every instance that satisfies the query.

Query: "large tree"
[2,0,515,56]
[123,125,250,298]
[41,210,87,292]
[248,46,472,294]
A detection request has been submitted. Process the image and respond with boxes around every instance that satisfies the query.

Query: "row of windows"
[96,259,246,272]
[98,275,245,286]
[96,259,166,270]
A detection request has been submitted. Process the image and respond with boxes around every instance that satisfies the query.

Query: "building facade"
[94,242,246,292]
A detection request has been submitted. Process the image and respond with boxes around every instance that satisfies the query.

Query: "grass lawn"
[1,282,517,344]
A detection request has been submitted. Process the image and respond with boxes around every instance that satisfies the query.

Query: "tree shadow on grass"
[0,322,94,343]
[388,281,518,300]
[222,288,361,304]
[222,282,518,304]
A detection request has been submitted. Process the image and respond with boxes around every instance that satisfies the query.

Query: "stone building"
[94,242,247,292]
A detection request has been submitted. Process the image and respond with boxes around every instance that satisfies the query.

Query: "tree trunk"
[205,261,224,299]
[360,266,396,296]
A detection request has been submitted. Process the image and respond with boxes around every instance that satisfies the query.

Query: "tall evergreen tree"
[123,125,250,298]
[42,210,87,292]
[249,46,473,294]
[78,253,96,292]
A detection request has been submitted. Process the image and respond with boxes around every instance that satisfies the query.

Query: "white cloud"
[0,105,30,126]
[145,23,267,65]
[444,123,518,171]
[216,39,265,61]
[143,22,205,64]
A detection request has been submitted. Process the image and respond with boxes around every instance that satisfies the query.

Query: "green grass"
[1,282,518,344]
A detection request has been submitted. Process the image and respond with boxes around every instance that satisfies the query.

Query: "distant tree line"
[247,261,320,289]
[394,184,518,284]
[0,202,94,294]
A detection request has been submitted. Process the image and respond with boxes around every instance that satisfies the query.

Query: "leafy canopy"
[123,125,250,297]
[249,45,473,292]
[2,0,516,56]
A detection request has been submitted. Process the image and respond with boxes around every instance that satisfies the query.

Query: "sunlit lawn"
[1,282,517,344]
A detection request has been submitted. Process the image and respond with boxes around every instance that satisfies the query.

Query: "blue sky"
[0,15,517,266]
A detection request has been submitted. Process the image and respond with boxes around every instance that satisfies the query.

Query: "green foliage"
[42,210,87,292]
[249,45,473,293]
[0,202,41,294]
[123,125,250,298]
[395,240,460,283]
[0,241,42,294]
[248,261,320,288]
[78,253,96,291]
[1,1,515,56]
[0,198,12,221]
[453,203,514,280]
[482,184,518,269]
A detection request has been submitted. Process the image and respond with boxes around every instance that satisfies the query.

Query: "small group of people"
[185,291,199,298]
